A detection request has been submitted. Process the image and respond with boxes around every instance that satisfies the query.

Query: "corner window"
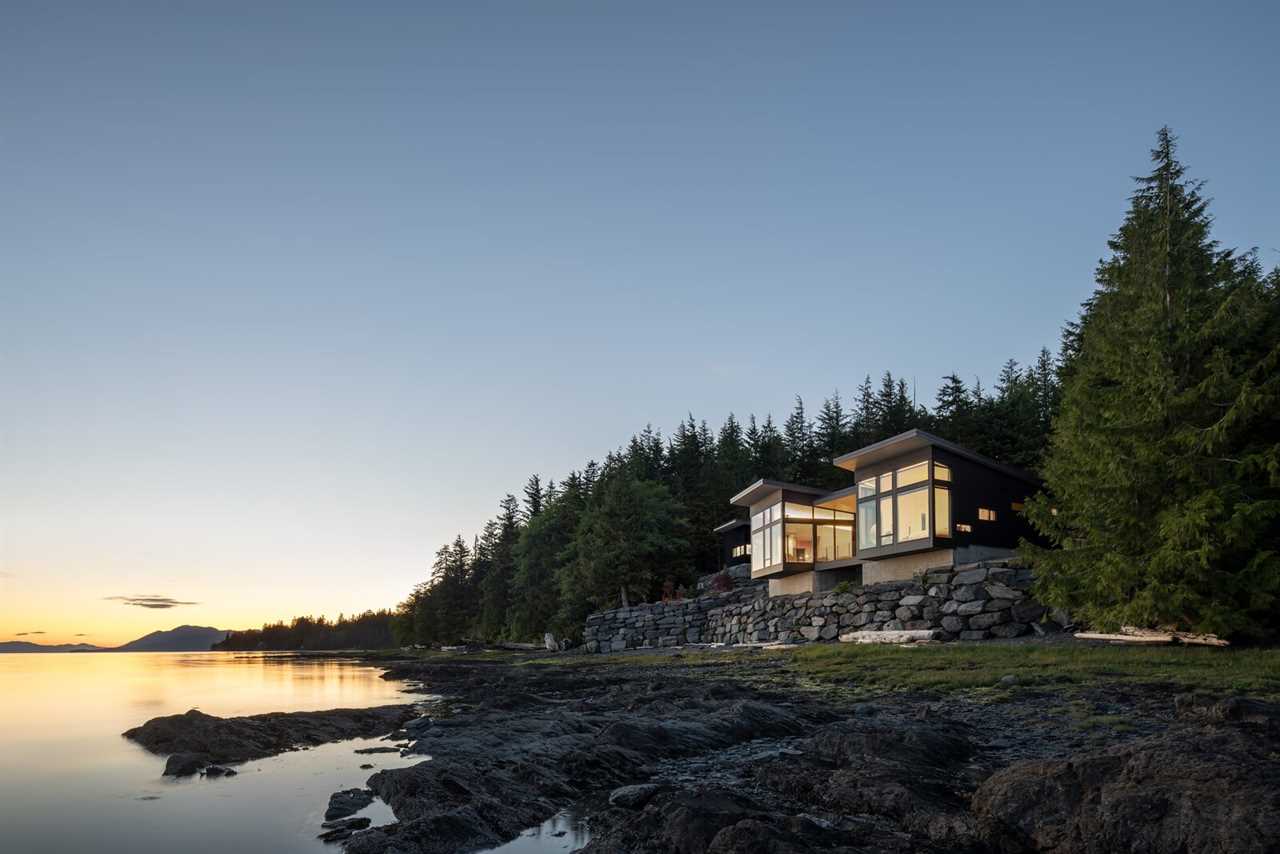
[934,487,951,537]
[751,530,764,570]
[978,508,997,522]
[934,462,950,482]
[857,477,876,498]
[784,523,814,562]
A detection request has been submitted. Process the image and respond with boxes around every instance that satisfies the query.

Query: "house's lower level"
[717,429,1040,597]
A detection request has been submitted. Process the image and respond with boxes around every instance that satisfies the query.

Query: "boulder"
[163,752,210,777]
[609,783,665,809]
[325,788,375,821]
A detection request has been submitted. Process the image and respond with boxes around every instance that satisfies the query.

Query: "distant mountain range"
[0,625,230,653]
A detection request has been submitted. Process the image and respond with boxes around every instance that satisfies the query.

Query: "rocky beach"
[123,645,1280,853]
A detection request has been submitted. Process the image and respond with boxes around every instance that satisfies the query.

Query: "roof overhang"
[832,429,1039,485]
[712,518,750,534]
[728,478,828,507]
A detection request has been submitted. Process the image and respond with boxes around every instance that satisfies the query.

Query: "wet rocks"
[325,788,375,821]
[318,815,373,843]
[124,704,417,773]
[608,783,664,809]
[973,725,1280,853]
[162,752,210,777]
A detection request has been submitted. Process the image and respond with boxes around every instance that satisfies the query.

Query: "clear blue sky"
[2,1,1277,642]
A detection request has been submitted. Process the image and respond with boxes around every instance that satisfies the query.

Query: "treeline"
[394,359,1063,646]
[214,610,396,650]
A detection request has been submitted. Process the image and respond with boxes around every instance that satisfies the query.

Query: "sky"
[2,2,1277,646]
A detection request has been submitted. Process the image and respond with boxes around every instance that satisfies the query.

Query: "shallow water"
[0,651,413,854]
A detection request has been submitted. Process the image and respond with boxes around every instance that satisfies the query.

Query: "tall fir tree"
[1024,128,1280,639]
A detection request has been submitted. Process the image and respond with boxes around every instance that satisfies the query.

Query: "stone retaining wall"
[581,560,1054,653]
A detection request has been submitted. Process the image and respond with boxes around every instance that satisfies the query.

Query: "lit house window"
[934,487,950,537]
[978,508,997,522]
[934,462,950,482]
[955,522,973,533]
[731,544,750,558]
[1011,501,1025,512]
[750,501,782,571]
[896,488,929,542]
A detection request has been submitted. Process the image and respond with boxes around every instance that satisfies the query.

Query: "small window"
[857,477,876,498]
[978,508,997,522]
[857,499,877,550]
[934,462,950,482]
[896,462,928,487]
[934,487,950,537]
[811,506,834,520]
[833,509,854,521]
[878,473,893,493]
[784,502,812,519]
[955,522,973,533]
[1011,501,1025,512]
[878,495,894,545]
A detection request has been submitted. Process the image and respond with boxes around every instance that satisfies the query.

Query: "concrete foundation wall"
[767,572,814,596]
[862,549,954,585]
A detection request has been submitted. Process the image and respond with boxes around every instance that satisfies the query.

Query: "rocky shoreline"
[123,649,1280,853]
[123,704,417,777]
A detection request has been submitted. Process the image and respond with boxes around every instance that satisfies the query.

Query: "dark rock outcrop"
[124,704,416,774]
[973,725,1280,854]
[325,789,375,821]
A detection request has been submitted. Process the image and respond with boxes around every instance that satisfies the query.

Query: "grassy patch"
[787,643,1280,697]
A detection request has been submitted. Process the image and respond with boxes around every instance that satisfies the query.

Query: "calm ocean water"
[0,652,414,854]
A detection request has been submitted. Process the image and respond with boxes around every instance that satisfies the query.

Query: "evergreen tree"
[1024,128,1280,639]
[508,478,586,640]
[782,396,815,482]
[557,471,690,634]
[476,494,521,639]
[851,375,877,447]
[522,474,544,520]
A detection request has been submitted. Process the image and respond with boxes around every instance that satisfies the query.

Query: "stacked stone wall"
[582,560,1055,653]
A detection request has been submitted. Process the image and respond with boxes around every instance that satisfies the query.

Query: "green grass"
[787,643,1280,697]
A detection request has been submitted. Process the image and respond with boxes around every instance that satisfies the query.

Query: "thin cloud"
[16,631,45,636]
[75,633,88,637]
[105,595,200,609]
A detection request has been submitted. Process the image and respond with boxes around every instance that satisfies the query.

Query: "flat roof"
[712,518,749,534]
[728,478,828,507]
[832,429,1039,484]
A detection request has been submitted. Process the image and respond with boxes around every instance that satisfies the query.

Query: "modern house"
[715,429,1040,597]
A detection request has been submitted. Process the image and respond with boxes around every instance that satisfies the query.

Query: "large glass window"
[934,487,951,537]
[896,462,928,487]
[857,477,876,498]
[896,487,929,542]
[768,524,782,565]
[815,524,834,561]
[784,502,812,519]
[857,499,877,549]
[751,530,764,571]
[835,525,853,559]
[878,495,894,545]
[785,523,814,562]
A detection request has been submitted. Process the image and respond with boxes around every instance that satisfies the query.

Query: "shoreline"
[121,643,1280,852]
